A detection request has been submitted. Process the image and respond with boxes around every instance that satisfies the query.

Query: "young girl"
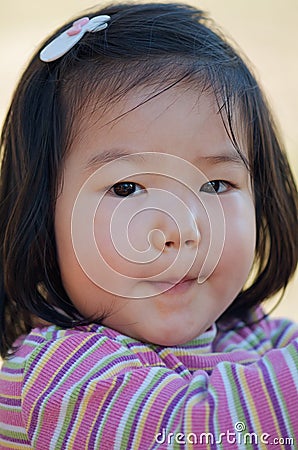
[0,2,297,449]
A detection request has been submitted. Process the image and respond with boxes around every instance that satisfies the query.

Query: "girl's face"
[55,87,256,345]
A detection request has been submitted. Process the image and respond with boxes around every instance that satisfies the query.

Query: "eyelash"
[109,182,145,197]
[109,180,236,197]
[200,180,236,194]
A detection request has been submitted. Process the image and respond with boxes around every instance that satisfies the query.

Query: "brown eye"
[200,180,232,194]
[112,182,141,197]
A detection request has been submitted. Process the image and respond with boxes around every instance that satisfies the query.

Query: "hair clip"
[40,15,111,62]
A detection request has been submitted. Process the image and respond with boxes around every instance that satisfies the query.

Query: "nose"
[150,209,201,252]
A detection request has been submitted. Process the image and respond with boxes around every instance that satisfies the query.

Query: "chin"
[142,326,204,347]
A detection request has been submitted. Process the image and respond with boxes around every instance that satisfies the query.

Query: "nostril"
[164,238,199,248]
[165,241,174,247]
[185,239,195,247]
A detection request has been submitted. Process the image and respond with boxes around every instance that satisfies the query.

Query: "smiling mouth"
[149,278,197,295]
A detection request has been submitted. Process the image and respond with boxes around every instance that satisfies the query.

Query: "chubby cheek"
[93,204,177,279]
[215,193,256,292]
[94,206,144,279]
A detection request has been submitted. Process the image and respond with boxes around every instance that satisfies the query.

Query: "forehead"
[64,85,248,180]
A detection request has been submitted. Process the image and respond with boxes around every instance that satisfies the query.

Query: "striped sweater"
[0,308,298,449]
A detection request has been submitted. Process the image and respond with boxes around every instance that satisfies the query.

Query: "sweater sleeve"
[22,332,298,449]
[215,308,298,354]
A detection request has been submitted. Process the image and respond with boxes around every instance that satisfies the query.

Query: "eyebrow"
[196,152,249,168]
[84,148,249,173]
[84,149,146,173]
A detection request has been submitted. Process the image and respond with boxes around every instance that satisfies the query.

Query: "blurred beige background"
[0,0,297,322]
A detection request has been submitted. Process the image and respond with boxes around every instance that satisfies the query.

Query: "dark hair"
[0,2,297,358]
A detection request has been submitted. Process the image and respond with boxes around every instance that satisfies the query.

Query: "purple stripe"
[23,342,51,385]
[61,352,139,447]
[126,341,151,350]
[0,433,28,445]
[258,359,288,437]
[126,372,180,449]
[0,396,21,407]
[273,323,295,347]
[157,360,189,376]
[1,366,23,375]
[250,335,272,352]
[230,364,259,450]
[87,375,125,447]
[26,334,47,344]
[87,324,105,334]
[175,366,190,376]
[27,336,102,440]
[93,353,141,378]
[128,373,188,448]
[61,373,121,446]
[217,334,269,353]
[154,384,214,450]
[207,384,218,450]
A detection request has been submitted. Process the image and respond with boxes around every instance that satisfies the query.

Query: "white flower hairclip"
[40,15,111,62]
